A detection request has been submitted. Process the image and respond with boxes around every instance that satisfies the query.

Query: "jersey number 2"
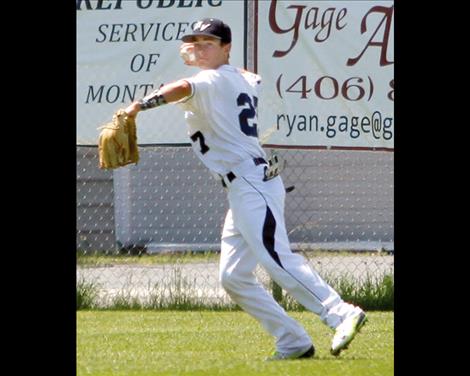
[190,93,258,154]
[237,93,258,137]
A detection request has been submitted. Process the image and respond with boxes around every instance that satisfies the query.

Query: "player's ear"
[223,42,231,57]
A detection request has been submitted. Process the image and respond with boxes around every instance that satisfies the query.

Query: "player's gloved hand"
[97,109,139,169]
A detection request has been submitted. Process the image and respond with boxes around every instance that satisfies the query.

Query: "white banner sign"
[77,0,393,150]
[77,0,245,145]
[256,0,394,150]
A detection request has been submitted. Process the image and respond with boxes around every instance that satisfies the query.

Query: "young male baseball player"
[125,18,366,360]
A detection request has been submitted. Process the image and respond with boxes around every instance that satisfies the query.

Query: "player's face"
[185,36,230,69]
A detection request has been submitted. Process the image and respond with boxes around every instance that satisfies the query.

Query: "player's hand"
[124,102,141,118]
[180,43,198,66]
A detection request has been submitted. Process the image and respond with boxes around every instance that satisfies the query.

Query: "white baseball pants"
[219,162,359,353]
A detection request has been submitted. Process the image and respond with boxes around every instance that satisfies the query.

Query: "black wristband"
[138,92,167,110]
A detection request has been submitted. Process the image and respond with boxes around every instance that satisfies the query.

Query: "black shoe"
[266,344,315,361]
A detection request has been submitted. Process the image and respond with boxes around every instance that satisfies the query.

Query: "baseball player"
[125,18,366,360]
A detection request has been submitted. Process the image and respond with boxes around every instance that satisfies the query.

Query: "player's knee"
[219,269,237,292]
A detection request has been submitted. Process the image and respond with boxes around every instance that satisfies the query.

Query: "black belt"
[221,157,267,187]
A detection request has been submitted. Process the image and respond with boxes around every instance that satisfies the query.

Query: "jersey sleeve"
[240,70,262,87]
[179,70,217,105]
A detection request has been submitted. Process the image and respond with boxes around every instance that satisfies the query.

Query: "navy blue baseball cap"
[182,18,231,44]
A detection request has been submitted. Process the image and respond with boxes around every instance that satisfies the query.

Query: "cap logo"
[199,23,211,31]
[193,21,211,32]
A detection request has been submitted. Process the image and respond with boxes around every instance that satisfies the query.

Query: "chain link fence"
[77,146,393,308]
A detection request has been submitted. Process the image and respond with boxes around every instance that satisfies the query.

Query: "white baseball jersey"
[178,64,266,176]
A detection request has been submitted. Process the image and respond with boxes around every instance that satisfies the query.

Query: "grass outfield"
[77,311,393,376]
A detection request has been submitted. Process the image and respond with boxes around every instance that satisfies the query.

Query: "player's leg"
[229,170,363,331]
[219,209,313,355]
[265,188,367,356]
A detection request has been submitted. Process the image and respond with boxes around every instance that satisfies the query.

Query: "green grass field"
[77,311,393,376]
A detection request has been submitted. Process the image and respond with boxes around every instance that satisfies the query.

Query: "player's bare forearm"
[158,79,192,103]
[124,101,142,118]
[125,79,191,117]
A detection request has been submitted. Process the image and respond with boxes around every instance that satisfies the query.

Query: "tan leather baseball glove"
[98,109,139,169]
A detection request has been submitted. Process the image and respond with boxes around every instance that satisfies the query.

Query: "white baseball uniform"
[178,65,360,353]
